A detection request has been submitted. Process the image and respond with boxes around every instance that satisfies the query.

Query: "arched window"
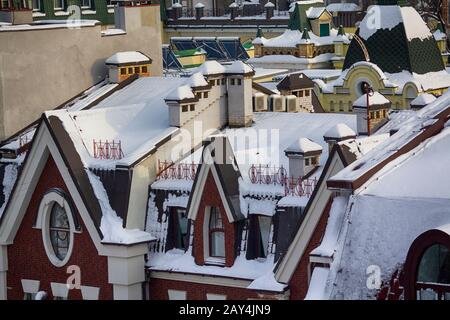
[49,202,70,261]
[416,244,450,300]
[209,207,225,258]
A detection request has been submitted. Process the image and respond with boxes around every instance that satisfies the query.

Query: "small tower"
[106,51,152,83]
[226,61,255,127]
[332,26,350,69]
[298,28,314,58]
[284,138,323,178]
[352,92,391,135]
[165,84,197,127]
[252,27,266,57]
[323,124,357,153]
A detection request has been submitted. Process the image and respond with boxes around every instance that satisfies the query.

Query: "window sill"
[204,257,225,267]
[32,11,46,17]
[54,10,69,16]
[82,9,96,15]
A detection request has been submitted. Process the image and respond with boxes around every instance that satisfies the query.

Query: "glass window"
[32,0,40,11]
[204,92,208,99]
[189,104,195,111]
[416,244,450,300]
[53,0,65,9]
[81,0,91,7]
[141,66,148,73]
[173,208,188,250]
[134,66,140,73]
[181,105,188,112]
[237,79,242,86]
[305,90,310,97]
[257,216,271,258]
[120,68,126,75]
[49,203,70,261]
[209,207,225,258]
[230,79,235,86]
[305,158,310,166]
[128,67,133,74]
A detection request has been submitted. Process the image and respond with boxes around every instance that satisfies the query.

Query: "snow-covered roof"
[105,51,151,65]
[285,137,323,154]
[358,5,432,42]
[330,90,450,183]
[165,84,195,101]
[194,2,205,8]
[46,76,187,170]
[353,92,390,107]
[225,60,254,74]
[324,123,356,139]
[194,60,227,76]
[326,3,361,13]
[264,1,275,8]
[187,72,209,88]
[410,93,436,106]
[261,28,345,48]
[306,7,327,19]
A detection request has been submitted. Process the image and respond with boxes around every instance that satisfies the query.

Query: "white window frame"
[21,279,40,300]
[50,282,69,300]
[203,206,225,266]
[53,0,65,11]
[206,293,227,300]
[168,289,187,300]
[32,0,40,12]
[80,0,91,9]
[35,191,78,268]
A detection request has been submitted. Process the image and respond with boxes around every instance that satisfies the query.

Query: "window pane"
[210,231,225,257]
[258,216,271,258]
[49,202,70,260]
[418,244,450,284]
[417,288,438,300]
[176,208,188,249]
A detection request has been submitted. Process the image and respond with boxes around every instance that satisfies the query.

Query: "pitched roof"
[343,5,445,74]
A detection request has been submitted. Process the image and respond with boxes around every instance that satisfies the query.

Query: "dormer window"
[247,215,272,260]
[209,207,225,258]
[167,207,189,251]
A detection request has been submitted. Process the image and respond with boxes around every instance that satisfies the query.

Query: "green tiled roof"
[288,1,324,31]
[343,10,444,74]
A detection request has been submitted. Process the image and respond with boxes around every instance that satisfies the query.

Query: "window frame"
[53,0,65,11]
[208,207,225,259]
[80,0,91,9]
[49,202,71,261]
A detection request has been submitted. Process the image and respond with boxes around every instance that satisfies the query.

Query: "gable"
[0,118,104,253]
[274,147,347,284]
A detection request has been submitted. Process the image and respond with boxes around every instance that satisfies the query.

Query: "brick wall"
[148,277,275,300]
[288,197,333,300]
[192,171,237,267]
[443,0,450,29]
[6,156,113,300]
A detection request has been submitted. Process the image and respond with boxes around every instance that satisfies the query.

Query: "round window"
[49,202,71,261]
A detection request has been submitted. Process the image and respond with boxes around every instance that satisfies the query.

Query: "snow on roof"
[353,92,390,107]
[264,1,275,8]
[326,195,450,299]
[225,60,254,74]
[305,267,329,300]
[433,29,447,41]
[285,137,323,154]
[358,5,433,42]
[289,0,324,12]
[306,7,327,19]
[261,28,343,48]
[248,53,335,65]
[252,36,267,45]
[46,76,186,170]
[105,51,150,65]
[225,112,356,183]
[194,2,205,8]
[186,72,208,88]
[410,93,436,106]
[165,84,195,101]
[326,3,361,12]
[324,123,356,139]
[363,126,450,200]
[194,60,227,76]
[338,133,390,160]
[330,90,450,183]
[323,62,450,95]
[148,248,277,282]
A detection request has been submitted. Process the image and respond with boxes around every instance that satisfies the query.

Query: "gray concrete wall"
[0,5,163,140]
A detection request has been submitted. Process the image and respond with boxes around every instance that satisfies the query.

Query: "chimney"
[323,123,356,153]
[195,2,205,20]
[284,138,322,178]
[229,2,238,20]
[172,3,182,20]
[265,1,275,20]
